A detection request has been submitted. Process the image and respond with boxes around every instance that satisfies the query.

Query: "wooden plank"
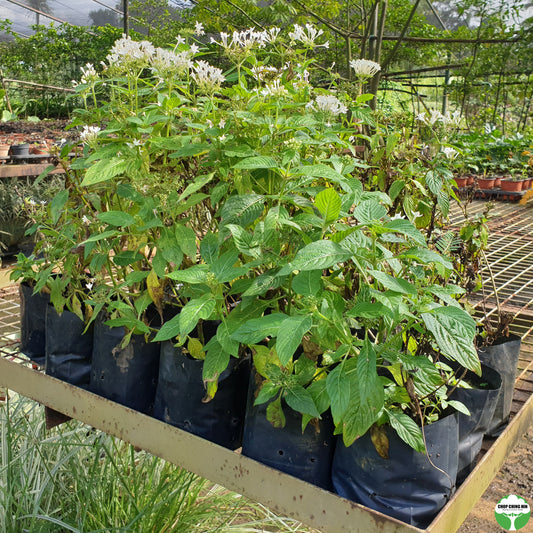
[0,164,65,179]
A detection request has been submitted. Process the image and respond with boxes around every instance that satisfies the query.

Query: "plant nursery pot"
[521,178,531,190]
[492,175,502,188]
[476,177,496,190]
[241,370,336,491]
[90,316,160,414]
[449,364,502,483]
[153,337,251,450]
[467,175,475,186]
[9,143,30,157]
[0,144,10,158]
[500,179,522,192]
[477,334,521,437]
[45,304,93,387]
[331,413,459,528]
[19,281,49,366]
[453,176,468,188]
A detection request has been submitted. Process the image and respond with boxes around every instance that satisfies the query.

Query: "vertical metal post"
[123,0,129,36]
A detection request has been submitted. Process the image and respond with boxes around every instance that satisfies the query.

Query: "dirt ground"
[458,427,533,532]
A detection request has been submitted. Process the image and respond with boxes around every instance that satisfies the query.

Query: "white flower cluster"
[261,78,289,98]
[211,27,281,51]
[310,94,348,116]
[150,47,197,78]
[72,63,99,88]
[250,65,279,81]
[441,146,458,160]
[191,61,226,92]
[194,22,205,36]
[417,109,461,126]
[350,59,381,79]
[80,125,101,143]
[288,23,329,48]
[106,35,156,69]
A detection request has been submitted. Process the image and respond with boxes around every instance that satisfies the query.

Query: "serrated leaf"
[233,155,279,169]
[166,265,209,284]
[82,157,127,186]
[220,194,265,227]
[175,225,197,259]
[384,219,426,245]
[226,224,259,257]
[387,410,425,453]
[200,232,218,264]
[232,313,286,344]
[255,381,280,405]
[315,188,341,225]
[370,270,417,296]
[50,189,69,225]
[281,240,351,274]
[353,200,387,224]
[154,315,181,342]
[276,315,312,367]
[425,170,443,195]
[327,361,352,424]
[422,306,480,373]
[291,270,322,296]
[284,385,320,419]
[97,211,136,227]
[180,295,216,338]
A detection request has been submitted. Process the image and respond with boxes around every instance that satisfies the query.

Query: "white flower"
[350,59,381,79]
[191,60,225,93]
[416,112,427,123]
[81,215,91,225]
[441,146,458,160]
[150,47,192,78]
[176,35,186,45]
[429,109,444,125]
[218,119,226,128]
[261,78,288,97]
[288,23,328,48]
[80,63,98,84]
[390,213,405,221]
[194,22,205,36]
[411,211,422,220]
[80,125,101,143]
[313,94,348,116]
[106,35,155,70]
[250,65,278,81]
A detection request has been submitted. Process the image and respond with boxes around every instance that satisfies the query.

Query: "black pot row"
[18,283,521,529]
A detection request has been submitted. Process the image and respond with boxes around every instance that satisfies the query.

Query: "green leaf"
[389,180,405,202]
[169,142,210,158]
[180,295,216,338]
[232,313,286,344]
[400,247,452,269]
[175,225,197,259]
[226,224,259,257]
[97,211,136,227]
[370,270,417,296]
[82,157,127,186]
[233,155,279,169]
[202,345,230,383]
[284,385,320,419]
[425,170,443,195]
[178,174,214,202]
[384,219,426,246]
[153,314,181,342]
[347,301,393,319]
[212,251,248,283]
[200,232,219,264]
[280,241,351,274]
[243,270,282,297]
[353,200,387,224]
[315,188,341,225]
[113,250,144,267]
[327,361,352,424]
[220,194,264,227]
[255,381,280,405]
[82,229,118,243]
[421,306,480,373]
[276,315,313,367]
[166,264,209,284]
[50,189,69,224]
[387,411,425,453]
[291,270,322,296]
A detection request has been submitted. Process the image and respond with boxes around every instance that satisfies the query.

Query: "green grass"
[0,394,319,533]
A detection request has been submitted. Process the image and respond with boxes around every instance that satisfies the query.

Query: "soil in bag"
[477,334,521,437]
[153,334,250,450]
[450,363,502,483]
[90,316,160,414]
[45,304,93,387]
[331,413,459,528]
[241,370,335,491]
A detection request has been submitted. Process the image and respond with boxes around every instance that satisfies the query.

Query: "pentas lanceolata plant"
[28,26,480,452]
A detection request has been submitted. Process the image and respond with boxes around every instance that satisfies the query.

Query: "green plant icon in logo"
[495,495,531,531]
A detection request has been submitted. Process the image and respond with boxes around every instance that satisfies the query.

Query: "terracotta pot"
[521,178,531,191]
[492,175,502,188]
[454,176,468,188]
[500,179,522,192]
[467,175,475,186]
[477,177,496,190]
[0,144,10,158]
